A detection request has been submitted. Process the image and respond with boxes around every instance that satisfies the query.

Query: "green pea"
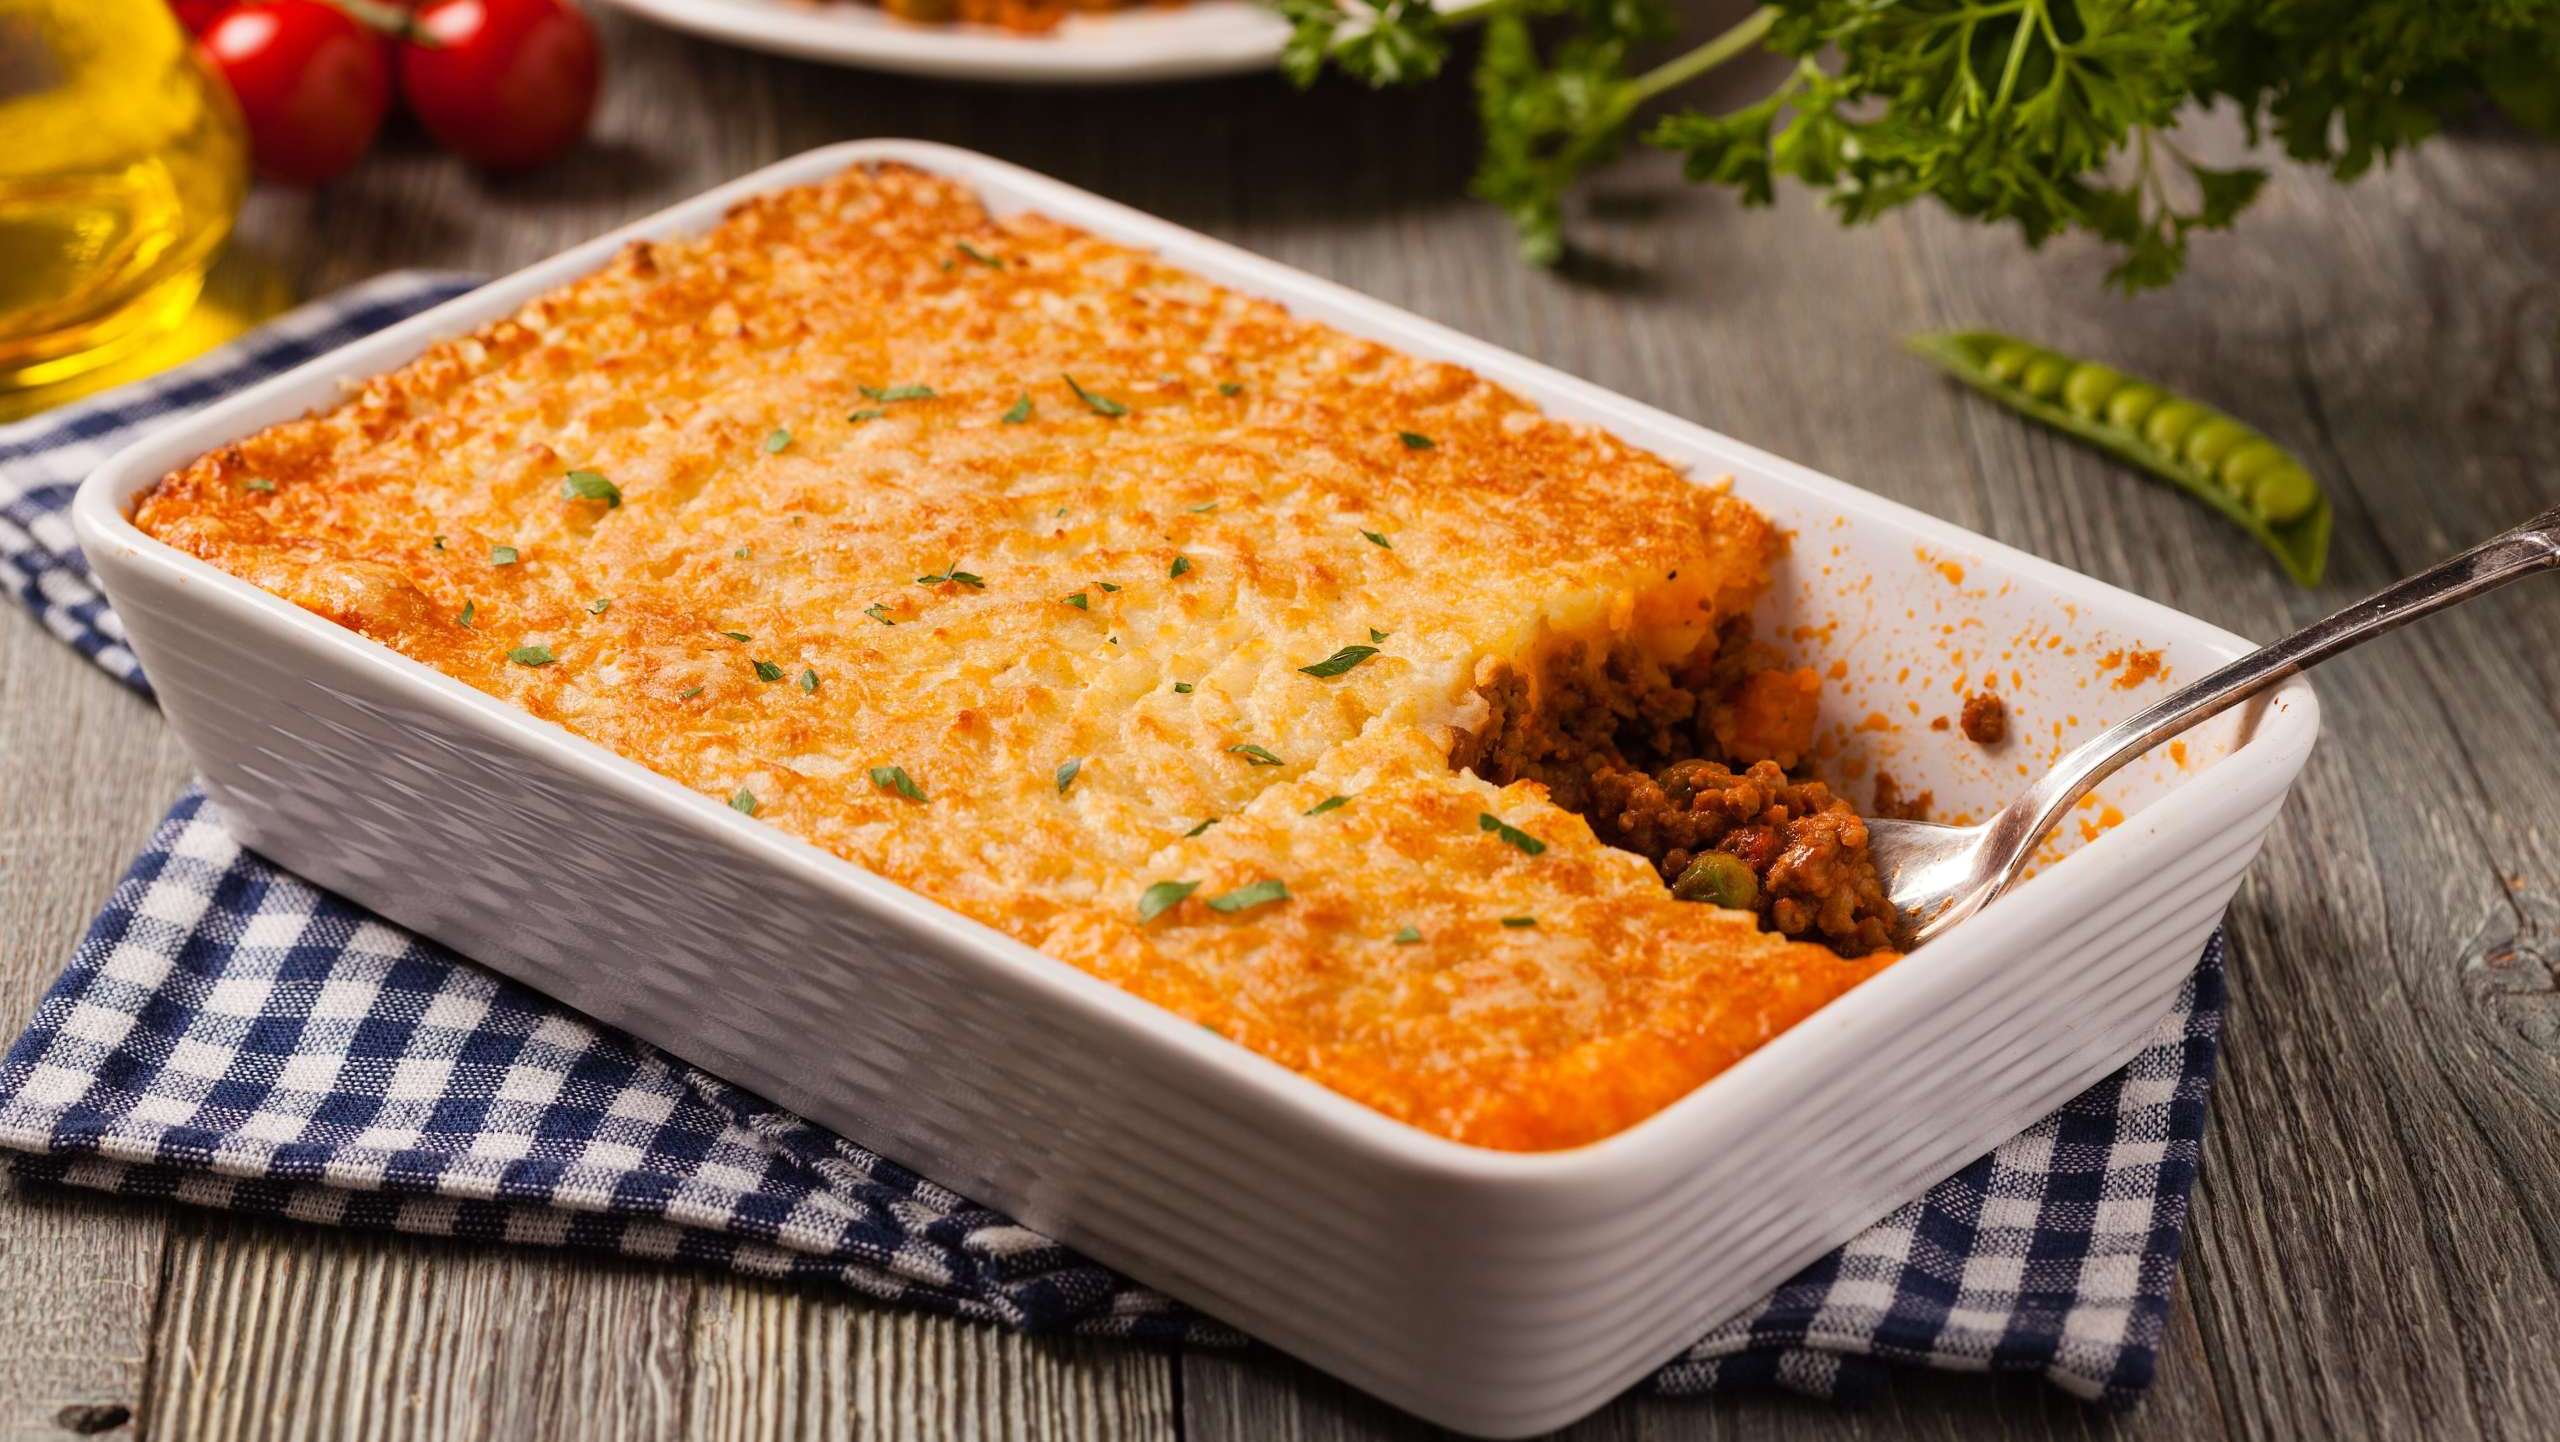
[2250,465,2319,524]
[2142,400,2206,452]
[2104,384,2164,430]
[1906,330,2331,586]
[1984,341,2039,384]
[1671,852,1759,911]
[2061,364,2125,419]
[2182,419,2251,476]
[2019,355,2070,401]
[2218,440,2287,493]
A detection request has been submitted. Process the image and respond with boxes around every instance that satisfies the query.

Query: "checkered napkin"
[0,273,2224,1408]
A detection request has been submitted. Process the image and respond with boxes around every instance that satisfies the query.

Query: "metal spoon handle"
[1989,504,2560,878]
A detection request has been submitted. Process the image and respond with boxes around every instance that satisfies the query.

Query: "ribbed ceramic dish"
[75,141,2317,1437]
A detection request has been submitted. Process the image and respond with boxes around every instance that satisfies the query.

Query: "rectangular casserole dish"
[74,140,2317,1437]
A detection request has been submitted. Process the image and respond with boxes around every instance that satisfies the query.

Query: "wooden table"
[6,11,2557,1439]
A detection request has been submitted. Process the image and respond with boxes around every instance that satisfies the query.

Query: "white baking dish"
[74,141,2316,1436]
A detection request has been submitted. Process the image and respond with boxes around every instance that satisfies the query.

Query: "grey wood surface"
[4,9,2556,1440]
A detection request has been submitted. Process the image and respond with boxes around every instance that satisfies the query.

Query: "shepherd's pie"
[134,163,1898,1151]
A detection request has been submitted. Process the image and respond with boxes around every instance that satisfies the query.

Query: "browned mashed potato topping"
[130,161,1905,1150]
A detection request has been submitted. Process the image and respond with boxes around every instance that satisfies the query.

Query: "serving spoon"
[1869,503,2560,947]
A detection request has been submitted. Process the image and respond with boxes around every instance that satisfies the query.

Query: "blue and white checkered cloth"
[0,273,2224,1408]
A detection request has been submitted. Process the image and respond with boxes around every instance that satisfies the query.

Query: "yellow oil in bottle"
[0,0,248,389]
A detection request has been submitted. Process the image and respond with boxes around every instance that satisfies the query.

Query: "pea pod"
[1905,330,2331,586]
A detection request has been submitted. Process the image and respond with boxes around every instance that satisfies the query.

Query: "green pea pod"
[1905,330,2331,586]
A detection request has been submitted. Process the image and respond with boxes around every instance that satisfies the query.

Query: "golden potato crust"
[135,162,1889,1151]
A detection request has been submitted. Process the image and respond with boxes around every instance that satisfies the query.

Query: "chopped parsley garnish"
[242,477,276,493]
[1500,916,1537,929]
[679,685,704,699]
[1137,879,1199,923]
[1207,879,1289,914]
[799,668,819,693]
[1478,812,1549,856]
[1064,374,1127,417]
[1361,530,1392,549]
[860,383,937,403]
[955,240,1003,269]
[588,598,611,614]
[734,546,752,560]
[916,567,985,589]
[730,788,758,815]
[1398,431,1436,450]
[458,600,476,628]
[1064,592,1089,609]
[847,408,885,424]
[763,428,792,454]
[1172,681,1194,694]
[869,765,927,802]
[1392,926,1423,944]
[717,629,751,643]
[508,645,555,667]
[1188,501,1219,514]
[1168,555,1192,580]
[1054,758,1081,796]
[1002,394,1033,424]
[1218,381,1243,397]
[1098,581,1120,593]
[1183,817,1219,838]
[863,605,896,626]
[489,545,519,566]
[561,470,621,507]
[1298,644,1378,679]
[1228,742,1284,766]
[752,660,785,682]
[1369,627,1389,642]
[1303,795,1350,816]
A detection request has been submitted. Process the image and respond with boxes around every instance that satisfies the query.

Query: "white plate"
[78,142,2317,1436]
[592,0,1294,82]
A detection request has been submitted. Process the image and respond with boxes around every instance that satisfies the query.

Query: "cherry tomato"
[167,0,234,35]
[198,1,392,186]
[399,0,600,173]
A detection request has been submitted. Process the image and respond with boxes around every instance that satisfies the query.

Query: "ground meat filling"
[1960,691,2009,745]
[1450,622,1900,956]
[1870,768,1932,822]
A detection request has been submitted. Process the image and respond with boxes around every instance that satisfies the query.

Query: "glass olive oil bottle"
[0,0,247,389]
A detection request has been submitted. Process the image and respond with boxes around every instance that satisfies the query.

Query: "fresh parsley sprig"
[1276,0,2560,290]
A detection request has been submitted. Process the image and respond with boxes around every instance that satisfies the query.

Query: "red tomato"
[168,0,234,35]
[399,0,601,173]
[198,1,393,186]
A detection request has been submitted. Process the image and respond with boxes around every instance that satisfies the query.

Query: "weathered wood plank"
[684,1288,1177,1442]
[1182,1323,2232,1442]
[0,561,192,1440]
[138,1212,1179,1442]
[142,1213,696,1441]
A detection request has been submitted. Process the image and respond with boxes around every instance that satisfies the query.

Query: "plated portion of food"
[135,162,1900,1151]
[586,0,1288,84]
[863,0,1173,31]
